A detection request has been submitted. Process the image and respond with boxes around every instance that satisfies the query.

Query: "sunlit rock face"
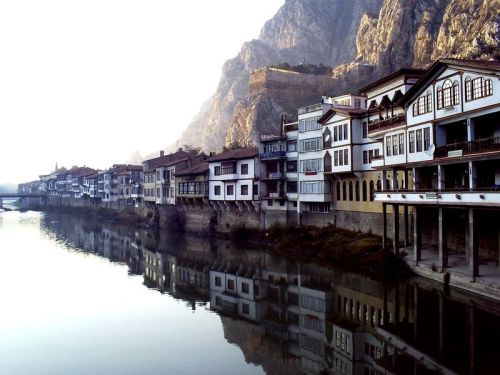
[177,0,499,152]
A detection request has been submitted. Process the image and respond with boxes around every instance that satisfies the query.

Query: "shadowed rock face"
[177,0,499,152]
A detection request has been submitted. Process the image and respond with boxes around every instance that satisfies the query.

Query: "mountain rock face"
[177,0,499,152]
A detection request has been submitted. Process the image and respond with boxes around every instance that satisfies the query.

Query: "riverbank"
[230,223,411,280]
[19,199,409,280]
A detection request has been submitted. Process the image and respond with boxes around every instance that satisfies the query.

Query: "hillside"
[177,0,499,151]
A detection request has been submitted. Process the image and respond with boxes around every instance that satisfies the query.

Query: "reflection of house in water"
[210,262,265,321]
[40,213,500,375]
[41,213,144,275]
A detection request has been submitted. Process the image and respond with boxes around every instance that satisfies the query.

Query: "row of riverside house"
[23,58,500,292]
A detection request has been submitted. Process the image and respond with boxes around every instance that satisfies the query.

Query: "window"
[465,76,472,101]
[334,127,338,142]
[287,160,297,172]
[355,181,360,201]
[362,122,368,138]
[309,203,331,213]
[442,80,452,107]
[299,137,322,152]
[287,181,297,193]
[416,129,423,152]
[240,164,248,175]
[299,117,321,132]
[362,181,367,201]
[215,276,221,287]
[301,315,324,332]
[344,149,349,165]
[287,141,297,152]
[300,181,330,194]
[392,135,398,155]
[301,295,326,312]
[342,181,347,201]
[336,182,341,200]
[214,166,221,176]
[424,127,431,151]
[467,76,493,101]
[221,163,236,175]
[369,149,374,163]
[399,133,404,155]
[386,136,392,156]
[253,184,258,195]
[437,87,443,109]
[354,99,361,108]
[343,123,348,140]
[240,185,248,195]
[363,150,368,164]
[438,79,459,108]
[409,131,415,153]
[300,159,322,172]
[473,77,483,100]
[214,185,221,196]
[242,282,249,294]
[156,188,160,197]
[453,81,459,104]
[334,151,339,166]
[369,180,374,201]
[226,185,234,195]
[338,150,343,166]
[485,78,493,96]
[242,303,249,314]
[348,181,353,201]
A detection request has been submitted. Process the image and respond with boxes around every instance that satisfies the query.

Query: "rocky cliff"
[177,0,499,152]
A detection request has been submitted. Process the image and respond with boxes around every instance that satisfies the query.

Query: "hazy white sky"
[0,0,284,184]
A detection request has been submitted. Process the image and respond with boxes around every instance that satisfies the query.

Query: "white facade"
[374,60,500,207]
[208,154,260,203]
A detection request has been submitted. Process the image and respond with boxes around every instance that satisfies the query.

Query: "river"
[0,210,499,374]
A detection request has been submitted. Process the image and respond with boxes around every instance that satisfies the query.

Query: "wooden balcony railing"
[367,114,406,134]
[434,137,500,158]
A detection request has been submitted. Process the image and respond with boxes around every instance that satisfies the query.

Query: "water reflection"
[40,212,500,375]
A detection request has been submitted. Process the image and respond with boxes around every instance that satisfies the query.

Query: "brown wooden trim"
[366,82,407,99]
[434,71,461,83]
[436,102,500,122]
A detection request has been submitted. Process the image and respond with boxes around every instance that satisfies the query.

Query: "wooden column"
[393,204,400,254]
[414,206,422,263]
[438,207,448,271]
[468,208,479,280]
[382,203,387,250]
[404,204,409,249]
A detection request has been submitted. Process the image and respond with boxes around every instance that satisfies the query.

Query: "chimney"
[177,147,183,152]
[160,150,164,157]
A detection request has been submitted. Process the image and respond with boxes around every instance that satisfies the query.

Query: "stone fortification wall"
[249,68,339,109]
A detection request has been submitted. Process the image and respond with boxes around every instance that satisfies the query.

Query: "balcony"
[269,191,285,198]
[260,134,286,142]
[367,114,406,135]
[298,103,322,115]
[260,151,287,160]
[374,189,500,207]
[371,154,384,168]
[262,172,286,180]
[434,137,500,159]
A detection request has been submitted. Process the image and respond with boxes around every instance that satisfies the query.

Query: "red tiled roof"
[439,58,500,70]
[318,108,366,124]
[143,150,199,172]
[175,161,209,177]
[359,68,425,94]
[207,148,259,162]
